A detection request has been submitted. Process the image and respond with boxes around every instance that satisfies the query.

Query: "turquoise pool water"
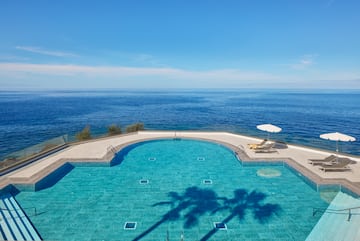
[15,139,333,240]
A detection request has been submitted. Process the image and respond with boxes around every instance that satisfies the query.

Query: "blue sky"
[0,0,359,89]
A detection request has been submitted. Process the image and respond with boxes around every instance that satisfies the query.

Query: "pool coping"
[183,136,360,196]
[0,131,360,196]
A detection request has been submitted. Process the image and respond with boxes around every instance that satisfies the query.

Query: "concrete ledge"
[0,143,69,176]
[0,131,359,196]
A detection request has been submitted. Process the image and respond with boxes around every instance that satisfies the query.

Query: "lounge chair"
[319,158,352,172]
[254,143,277,153]
[308,155,337,165]
[248,139,267,149]
[252,141,273,150]
[311,157,351,166]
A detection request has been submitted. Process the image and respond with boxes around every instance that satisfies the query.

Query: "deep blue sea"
[0,89,359,159]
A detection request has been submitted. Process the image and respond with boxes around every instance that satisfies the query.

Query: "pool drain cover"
[148,157,156,161]
[197,157,205,161]
[214,222,227,230]
[139,179,149,184]
[124,222,137,230]
[203,179,213,185]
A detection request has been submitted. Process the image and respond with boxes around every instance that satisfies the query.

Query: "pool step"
[0,193,41,241]
[306,192,360,241]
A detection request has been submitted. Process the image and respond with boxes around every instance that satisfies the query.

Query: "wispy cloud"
[1,62,359,89]
[0,63,282,89]
[15,46,78,57]
[290,54,317,70]
[0,62,279,81]
[0,55,29,61]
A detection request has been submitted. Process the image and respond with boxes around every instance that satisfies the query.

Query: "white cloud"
[0,62,359,89]
[0,62,279,81]
[15,46,78,57]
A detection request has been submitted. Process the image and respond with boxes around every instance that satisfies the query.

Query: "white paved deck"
[1,131,360,241]
[1,131,360,188]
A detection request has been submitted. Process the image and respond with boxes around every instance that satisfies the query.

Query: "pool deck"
[1,131,360,194]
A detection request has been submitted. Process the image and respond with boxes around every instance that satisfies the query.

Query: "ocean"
[0,89,359,159]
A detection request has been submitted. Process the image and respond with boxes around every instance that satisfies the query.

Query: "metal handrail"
[1,206,37,216]
[313,206,360,221]
[0,207,38,219]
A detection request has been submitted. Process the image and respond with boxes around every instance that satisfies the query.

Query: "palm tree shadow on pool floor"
[132,186,281,241]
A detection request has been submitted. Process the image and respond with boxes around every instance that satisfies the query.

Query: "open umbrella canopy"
[256,124,282,141]
[256,124,282,133]
[320,132,356,142]
[320,132,356,155]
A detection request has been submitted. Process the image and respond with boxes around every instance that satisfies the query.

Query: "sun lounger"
[254,143,277,153]
[308,155,337,165]
[253,142,273,150]
[309,155,337,162]
[248,139,267,149]
[311,157,351,166]
[252,142,273,150]
[319,158,352,172]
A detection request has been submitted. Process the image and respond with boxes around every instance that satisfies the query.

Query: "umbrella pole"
[336,140,339,162]
[336,140,339,153]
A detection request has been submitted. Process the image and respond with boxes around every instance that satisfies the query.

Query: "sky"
[0,0,359,90]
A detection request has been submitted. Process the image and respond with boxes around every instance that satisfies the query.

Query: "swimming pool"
[14,139,335,240]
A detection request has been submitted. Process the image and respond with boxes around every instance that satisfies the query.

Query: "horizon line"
[1,87,360,92]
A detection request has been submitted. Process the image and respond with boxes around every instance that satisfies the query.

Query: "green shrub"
[108,124,122,135]
[125,122,144,133]
[76,125,92,141]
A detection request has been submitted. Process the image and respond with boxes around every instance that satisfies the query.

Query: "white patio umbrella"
[320,132,356,156]
[256,124,282,141]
